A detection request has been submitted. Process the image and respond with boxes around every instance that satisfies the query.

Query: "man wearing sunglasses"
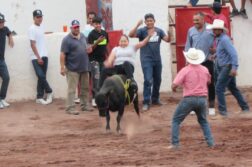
[28,10,53,105]
[0,13,14,109]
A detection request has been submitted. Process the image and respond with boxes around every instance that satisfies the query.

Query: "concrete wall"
[0,0,87,35]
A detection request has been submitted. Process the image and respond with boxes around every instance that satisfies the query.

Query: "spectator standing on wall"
[0,13,14,109]
[28,10,53,105]
[230,0,251,19]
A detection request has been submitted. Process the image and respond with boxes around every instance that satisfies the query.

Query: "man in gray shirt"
[185,12,215,116]
[60,20,93,115]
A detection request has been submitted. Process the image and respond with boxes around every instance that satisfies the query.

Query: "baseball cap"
[71,20,80,28]
[33,9,43,17]
[0,13,5,22]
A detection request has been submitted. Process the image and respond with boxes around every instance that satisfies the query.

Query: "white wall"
[0,0,87,35]
[231,1,252,86]
[112,0,172,93]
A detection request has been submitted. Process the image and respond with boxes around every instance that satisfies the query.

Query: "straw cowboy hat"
[183,48,206,65]
[206,19,227,31]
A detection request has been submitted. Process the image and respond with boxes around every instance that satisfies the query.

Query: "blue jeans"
[32,57,52,99]
[215,65,249,116]
[171,97,214,147]
[141,60,162,104]
[90,61,103,98]
[0,60,10,100]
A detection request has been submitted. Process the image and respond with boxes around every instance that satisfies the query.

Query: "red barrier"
[107,30,123,54]
[175,6,231,72]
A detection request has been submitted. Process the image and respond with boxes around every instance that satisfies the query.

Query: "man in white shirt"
[83,11,97,37]
[28,9,53,105]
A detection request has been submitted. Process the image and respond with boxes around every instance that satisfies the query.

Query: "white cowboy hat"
[183,48,205,65]
[206,19,227,31]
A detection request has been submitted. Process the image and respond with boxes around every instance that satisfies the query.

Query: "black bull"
[95,75,140,133]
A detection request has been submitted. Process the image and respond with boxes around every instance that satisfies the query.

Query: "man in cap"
[185,12,215,116]
[28,9,53,105]
[207,19,250,118]
[129,13,170,111]
[0,13,14,109]
[60,20,93,115]
[169,48,214,149]
[88,16,109,107]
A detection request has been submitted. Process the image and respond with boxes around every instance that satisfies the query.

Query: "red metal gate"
[175,6,231,72]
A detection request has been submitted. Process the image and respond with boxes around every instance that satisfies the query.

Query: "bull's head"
[95,93,109,117]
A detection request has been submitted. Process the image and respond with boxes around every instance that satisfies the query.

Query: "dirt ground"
[1,88,252,167]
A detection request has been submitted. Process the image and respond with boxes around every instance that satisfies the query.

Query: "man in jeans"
[88,16,109,107]
[60,20,93,115]
[185,12,215,116]
[0,13,14,109]
[129,13,170,111]
[170,48,214,149]
[207,19,250,118]
[28,10,53,105]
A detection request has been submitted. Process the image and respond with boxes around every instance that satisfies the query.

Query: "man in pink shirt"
[169,48,214,149]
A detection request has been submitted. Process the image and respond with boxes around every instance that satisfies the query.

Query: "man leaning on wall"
[28,10,53,105]
[0,13,14,109]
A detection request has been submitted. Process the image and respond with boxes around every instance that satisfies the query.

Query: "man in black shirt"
[88,16,109,107]
[0,13,14,109]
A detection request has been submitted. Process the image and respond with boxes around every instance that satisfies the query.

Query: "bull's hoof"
[99,112,106,117]
[106,128,111,133]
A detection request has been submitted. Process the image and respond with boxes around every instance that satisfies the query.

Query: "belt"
[184,96,207,98]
